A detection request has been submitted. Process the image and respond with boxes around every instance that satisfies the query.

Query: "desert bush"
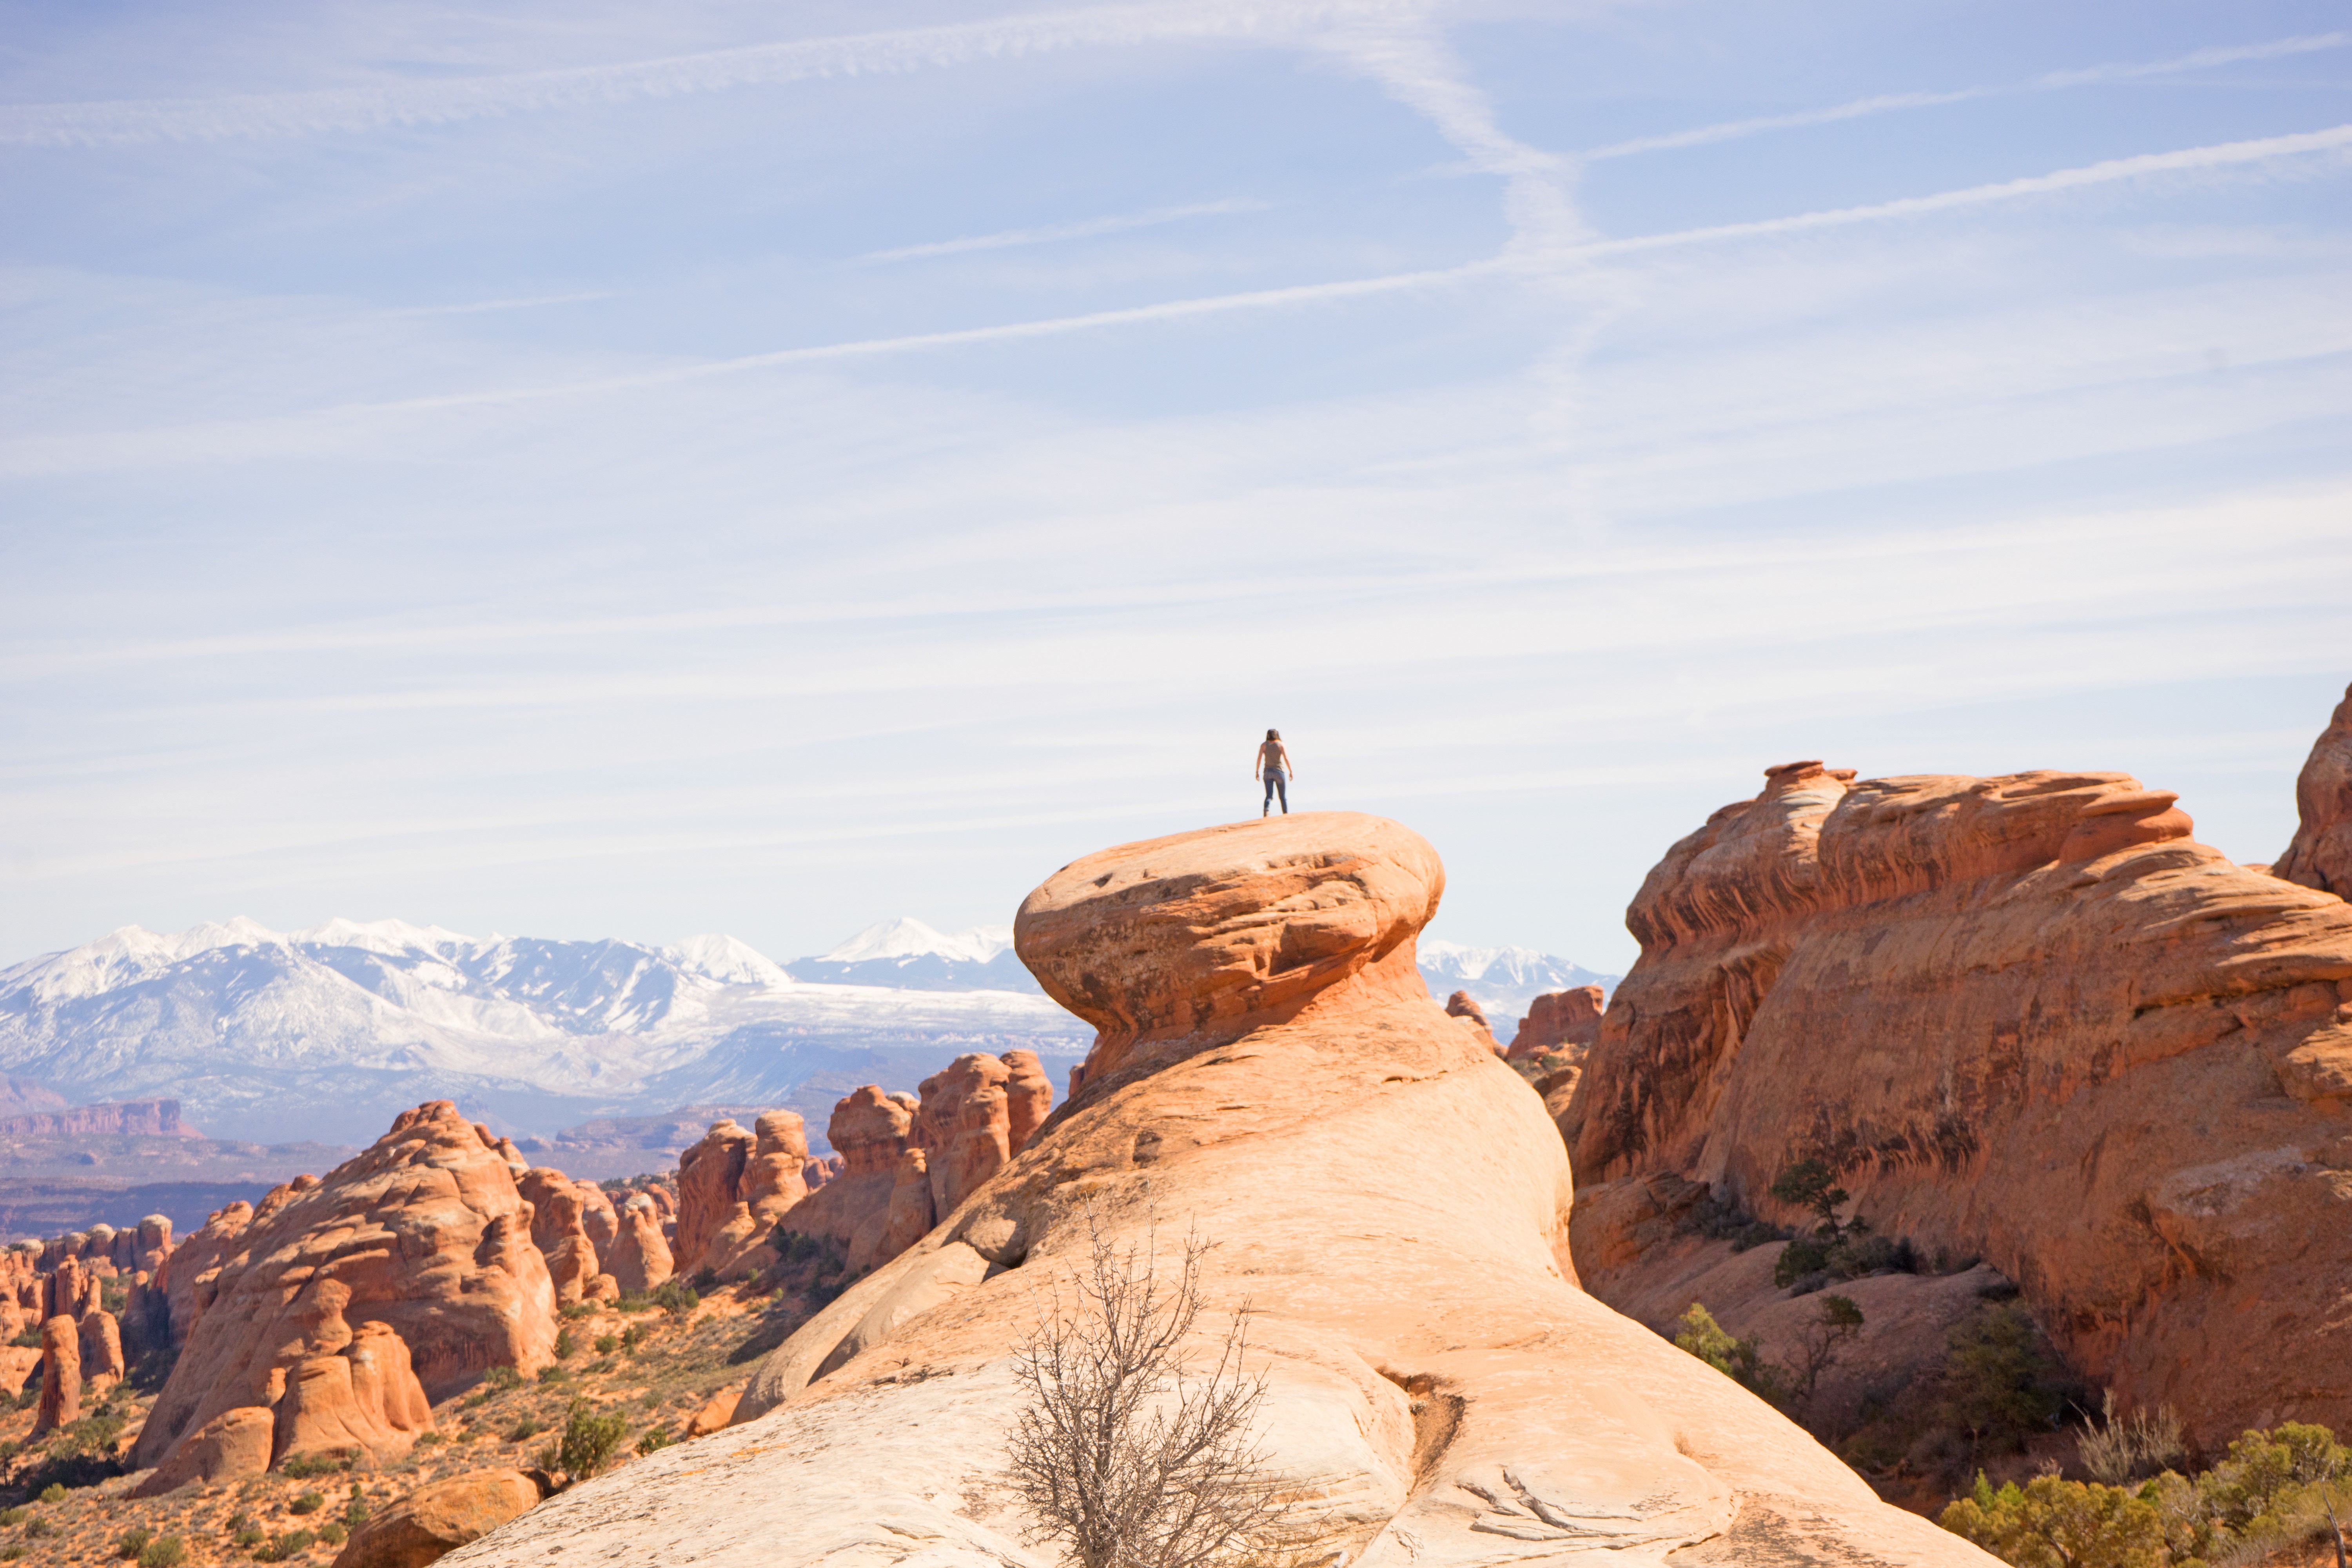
[652,1279,700,1318]
[114,1525,154,1559]
[1770,1158,1853,1241]
[278,1449,354,1478]
[539,1364,571,1385]
[289,1490,325,1514]
[252,1528,316,1562]
[36,1484,66,1503]
[555,1400,632,1479]
[1940,1473,2166,1568]
[1672,1303,1785,1403]
[636,1425,677,1455]
[508,1416,546,1443]
[595,1333,619,1355]
[1009,1212,1301,1568]
[136,1538,185,1568]
[554,1326,577,1359]
[226,1510,264,1548]
[0,1506,22,1526]
[483,1364,524,1391]
[2077,1391,2187,1487]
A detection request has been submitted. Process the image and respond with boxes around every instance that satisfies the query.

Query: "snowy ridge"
[0,918,1086,1145]
[1416,939,1617,1034]
[819,918,1014,965]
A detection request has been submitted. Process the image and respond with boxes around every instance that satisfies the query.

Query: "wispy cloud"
[7,116,2345,481]
[857,199,1272,263]
[1582,31,2351,161]
[390,291,613,316]
[0,0,1420,148]
[1565,122,2352,258]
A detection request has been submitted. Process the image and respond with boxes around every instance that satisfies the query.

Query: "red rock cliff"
[1566,761,2352,1446]
[2278,679,2352,899]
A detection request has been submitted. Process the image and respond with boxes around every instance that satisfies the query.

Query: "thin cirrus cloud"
[0,0,1417,148]
[2,116,2342,483]
[857,198,1274,263]
[1580,30,2352,160]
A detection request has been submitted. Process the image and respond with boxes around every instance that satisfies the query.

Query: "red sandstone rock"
[673,1120,756,1279]
[276,1312,434,1466]
[134,1404,276,1495]
[682,1383,742,1439]
[1566,760,2352,1448]
[772,1087,911,1273]
[1510,984,1605,1061]
[32,1314,79,1435]
[882,1147,934,1261]
[2278,680,2352,899]
[1002,1049,1052,1153]
[916,1054,1014,1223]
[606,1195,673,1294]
[574,1181,619,1256]
[1443,989,1501,1054]
[518,1169,602,1308]
[0,1345,38,1398]
[132,1101,553,1477]
[330,1466,543,1567]
[479,812,1978,1566]
[78,1308,124,1394]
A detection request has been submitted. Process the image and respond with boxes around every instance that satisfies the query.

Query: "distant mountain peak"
[818,918,1016,966]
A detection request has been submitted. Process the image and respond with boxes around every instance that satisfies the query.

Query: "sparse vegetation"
[554,1326,577,1359]
[278,1449,354,1478]
[288,1490,325,1514]
[1008,1211,1302,1568]
[553,1400,631,1479]
[135,1537,185,1568]
[1671,1296,1864,1417]
[113,1524,153,1559]
[1941,1421,2352,1566]
[635,1425,677,1455]
[483,1364,524,1392]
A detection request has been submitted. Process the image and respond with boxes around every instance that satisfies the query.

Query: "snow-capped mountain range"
[0,918,1612,1147]
[1416,941,1617,1028]
[783,918,1031,991]
[0,918,1084,1146]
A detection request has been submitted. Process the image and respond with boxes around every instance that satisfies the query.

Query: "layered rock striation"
[1566,761,2352,1446]
[450,812,1985,1567]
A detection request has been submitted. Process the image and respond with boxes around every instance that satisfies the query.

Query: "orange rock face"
[1002,1049,1052,1152]
[132,1100,555,1476]
[519,1169,602,1308]
[475,812,1982,1567]
[670,1111,813,1283]
[605,1194,673,1294]
[2279,680,2352,900]
[772,1086,913,1273]
[32,1314,79,1435]
[672,1120,757,1280]
[134,1405,276,1496]
[1510,984,1605,1061]
[331,1466,544,1567]
[1566,761,2352,1446]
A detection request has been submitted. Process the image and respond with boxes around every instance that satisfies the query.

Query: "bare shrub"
[1009,1210,1302,1568]
[2076,1389,2187,1486]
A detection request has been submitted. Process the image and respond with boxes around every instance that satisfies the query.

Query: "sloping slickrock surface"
[2278,679,2352,899]
[134,1100,558,1475]
[1566,761,2352,1448]
[448,812,1986,1568]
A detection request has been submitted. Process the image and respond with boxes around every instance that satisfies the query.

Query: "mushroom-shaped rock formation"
[132,1101,552,1476]
[2278,679,2352,899]
[1566,762,2352,1449]
[450,813,1986,1568]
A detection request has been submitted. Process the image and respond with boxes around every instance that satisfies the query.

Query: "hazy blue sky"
[4,0,2348,975]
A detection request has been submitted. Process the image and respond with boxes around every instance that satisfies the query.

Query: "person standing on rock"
[1255,729,1293,817]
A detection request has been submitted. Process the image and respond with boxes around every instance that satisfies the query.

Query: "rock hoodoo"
[671,1112,812,1282]
[2278,679,2352,899]
[132,1100,559,1481]
[775,1058,1054,1276]
[1510,984,1605,1060]
[456,812,1987,1566]
[1565,761,2352,1447]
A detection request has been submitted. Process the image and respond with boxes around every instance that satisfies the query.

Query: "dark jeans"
[1262,770,1288,812]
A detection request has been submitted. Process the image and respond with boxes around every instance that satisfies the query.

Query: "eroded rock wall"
[1566,761,2352,1446]
[2278,680,2352,899]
